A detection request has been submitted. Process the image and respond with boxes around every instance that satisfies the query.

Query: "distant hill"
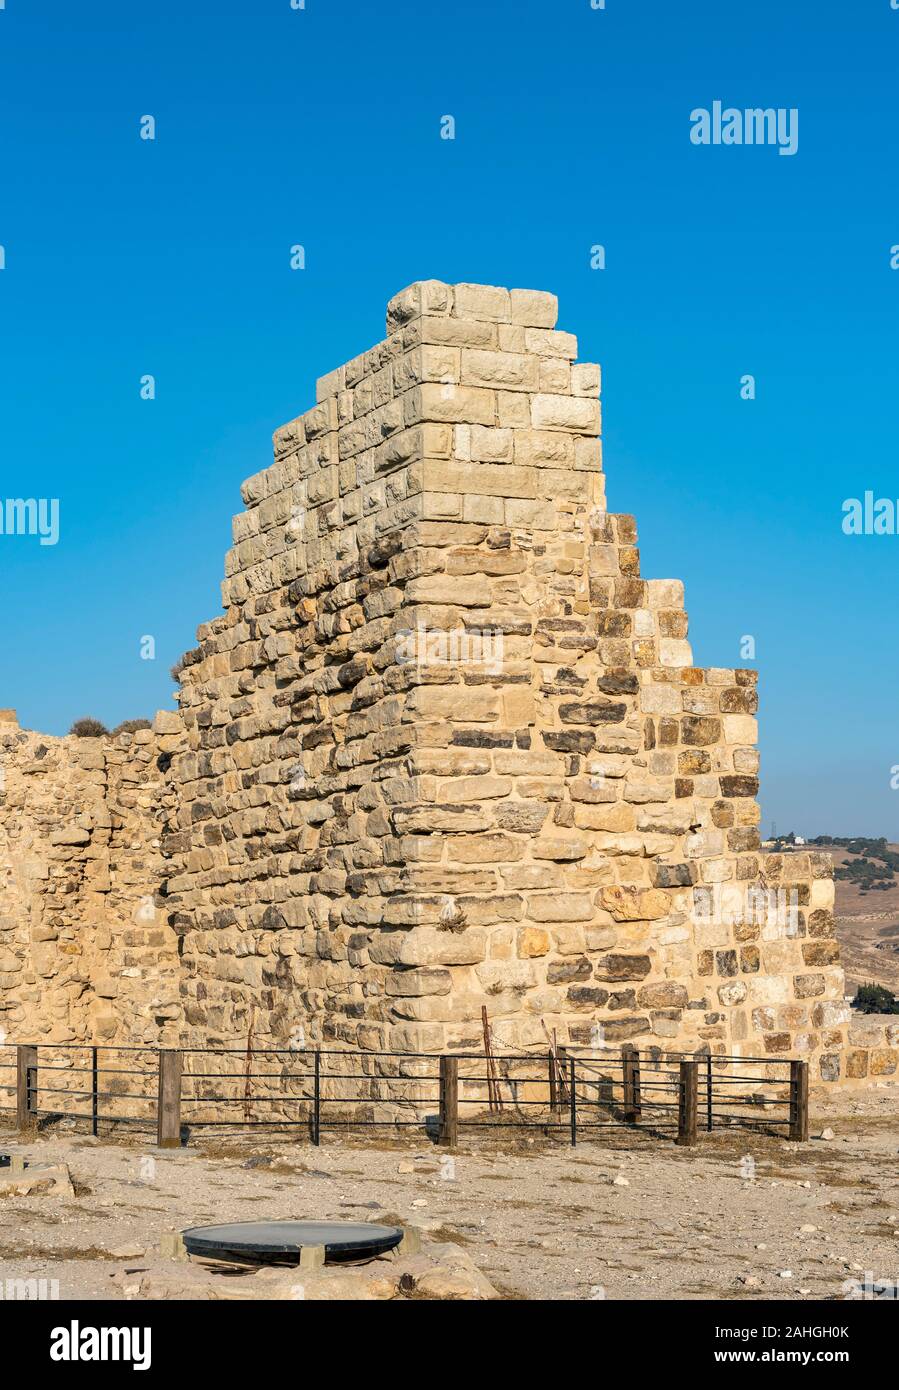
[765,836,899,997]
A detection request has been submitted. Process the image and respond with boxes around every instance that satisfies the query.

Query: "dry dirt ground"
[1,1081,898,1302]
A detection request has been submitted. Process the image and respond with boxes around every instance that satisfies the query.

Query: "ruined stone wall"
[164,280,895,1084]
[0,710,182,1047]
[1,281,895,1089]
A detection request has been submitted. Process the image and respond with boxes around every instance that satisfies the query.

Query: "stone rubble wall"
[1,281,895,1095]
[0,709,183,1051]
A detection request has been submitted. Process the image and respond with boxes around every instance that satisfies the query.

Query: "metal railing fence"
[0,1040,808,1149]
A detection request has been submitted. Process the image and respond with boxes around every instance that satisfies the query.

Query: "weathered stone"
[594,954,652,982]
[599,887,670,921]
[0,280,857,1096]
[517,927,550,958]
[681,716,722,746]
[637,981,688,1009]
[0,1164,74,1198]
[652,863,693,888]
[568,985,610,1008]
[49,827,91,846]
[546,957,591,984]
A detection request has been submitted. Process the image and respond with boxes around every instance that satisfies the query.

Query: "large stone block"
[530,394,601,434]
[510,289,558,328]
[453,283,512,322]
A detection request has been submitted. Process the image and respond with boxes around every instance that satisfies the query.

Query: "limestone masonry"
[1,282,895,1082]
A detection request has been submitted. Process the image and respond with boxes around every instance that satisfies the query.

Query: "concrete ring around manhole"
[181,1219,404,1266]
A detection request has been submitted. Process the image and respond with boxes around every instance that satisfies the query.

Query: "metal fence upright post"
[91,1046,99,1137]
[312,1050,321,1146]
[569,1056,577,1147]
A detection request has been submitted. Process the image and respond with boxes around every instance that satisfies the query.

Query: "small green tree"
[853,983,899,1015]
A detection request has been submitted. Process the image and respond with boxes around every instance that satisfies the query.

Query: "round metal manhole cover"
[181,1220,404,1266]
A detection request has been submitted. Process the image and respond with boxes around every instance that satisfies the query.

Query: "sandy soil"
[1,1080,897,1302]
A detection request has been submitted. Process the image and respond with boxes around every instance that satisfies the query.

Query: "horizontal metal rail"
[2,1041,792,1063]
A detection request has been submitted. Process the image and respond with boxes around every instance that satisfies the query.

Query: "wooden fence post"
[622,1045,642,1124]
[311,1050,321,1147]
[676,1059,698,1147]
[439,1056,459,1147]
[156,1050,182,1148]
[16,1044,37,1130]
[789,1059,809,1142]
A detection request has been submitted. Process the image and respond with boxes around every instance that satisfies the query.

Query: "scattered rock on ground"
[0,1163,74,1198]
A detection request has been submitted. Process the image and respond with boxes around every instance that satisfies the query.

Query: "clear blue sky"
[1,0,897,838]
